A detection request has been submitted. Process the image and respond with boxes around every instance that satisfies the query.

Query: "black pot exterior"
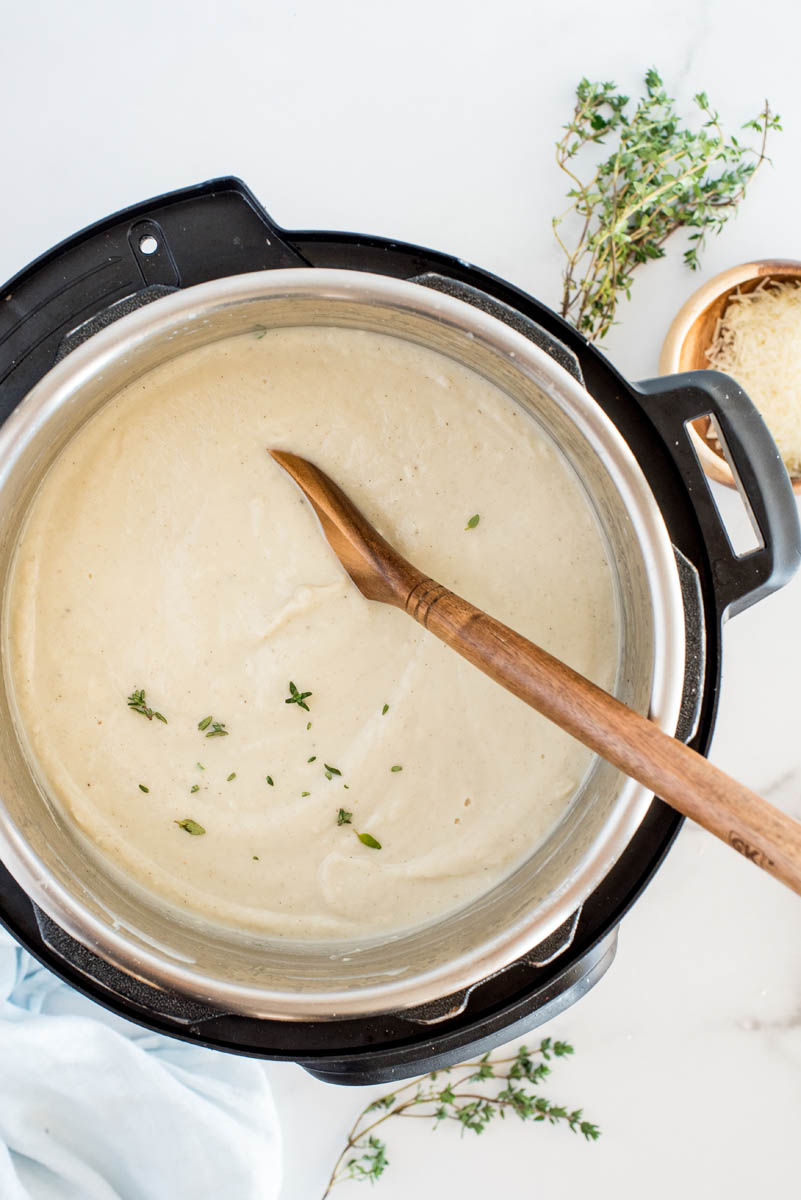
[0,178,798,1084]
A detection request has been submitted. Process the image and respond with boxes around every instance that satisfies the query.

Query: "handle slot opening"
[686,413,764,556]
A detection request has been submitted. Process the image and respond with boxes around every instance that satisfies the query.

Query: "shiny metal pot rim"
[0,269,685,1019]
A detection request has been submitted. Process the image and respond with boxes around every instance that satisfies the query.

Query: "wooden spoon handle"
[405,576,801,895]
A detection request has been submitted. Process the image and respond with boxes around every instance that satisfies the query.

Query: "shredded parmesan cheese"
[705,279,801,475]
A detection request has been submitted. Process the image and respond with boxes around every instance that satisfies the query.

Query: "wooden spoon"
[270,449,801,897]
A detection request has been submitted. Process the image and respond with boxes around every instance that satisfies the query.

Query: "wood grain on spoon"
[269,448,801,898]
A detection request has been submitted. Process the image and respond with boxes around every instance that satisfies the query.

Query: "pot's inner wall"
[0,286,657,1014]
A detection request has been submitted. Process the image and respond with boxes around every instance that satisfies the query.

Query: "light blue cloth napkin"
[0,926,281,1200]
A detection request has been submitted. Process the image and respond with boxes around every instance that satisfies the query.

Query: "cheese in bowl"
[5,325,618,940]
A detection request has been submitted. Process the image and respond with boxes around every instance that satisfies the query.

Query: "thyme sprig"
[286,681,312,712]
[127,688,167,723]
[323,1038,598,1195]
[553,68,780,340]
[198,717,229,738]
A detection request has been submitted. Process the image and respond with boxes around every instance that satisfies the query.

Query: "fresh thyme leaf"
[324,764,341,777]
[253,854,260,860]
[196,762,205,771]
[301,791,310,797]
[390,765,402,773]
[266,775,274,786]
[253,324,267,339]
[306,721,312,730]
[336,1136,388,1189]
[308,755,317,763]
[227,772,236,781]
[323,1037,599,1195]
[190,784,200,793]
[554,70,780,341]
[138,784,149,793]
[337,808,353,825]
[381,704,389,715]
[198,715,228,738]
[465,514,480,530]
[127,688,167,723]
[285,681,312,711]
[356,831,382,849]
[175,818,205,836]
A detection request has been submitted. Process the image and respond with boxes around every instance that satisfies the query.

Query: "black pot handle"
[636,371,801,617]
[0,177,307,421]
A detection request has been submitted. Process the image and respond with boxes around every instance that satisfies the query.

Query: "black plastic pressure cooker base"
[1,178,798,1085]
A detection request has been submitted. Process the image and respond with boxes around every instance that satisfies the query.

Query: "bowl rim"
[659,258,801,493]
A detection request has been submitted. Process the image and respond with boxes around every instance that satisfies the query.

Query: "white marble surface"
[2,1,801,1197]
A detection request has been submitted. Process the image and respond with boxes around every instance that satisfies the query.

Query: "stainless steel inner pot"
[0,269,685,1019]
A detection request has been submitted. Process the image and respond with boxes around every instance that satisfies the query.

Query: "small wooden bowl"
[659,259,801,495]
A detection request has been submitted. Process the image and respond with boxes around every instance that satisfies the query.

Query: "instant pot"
[0,177,798,1084]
